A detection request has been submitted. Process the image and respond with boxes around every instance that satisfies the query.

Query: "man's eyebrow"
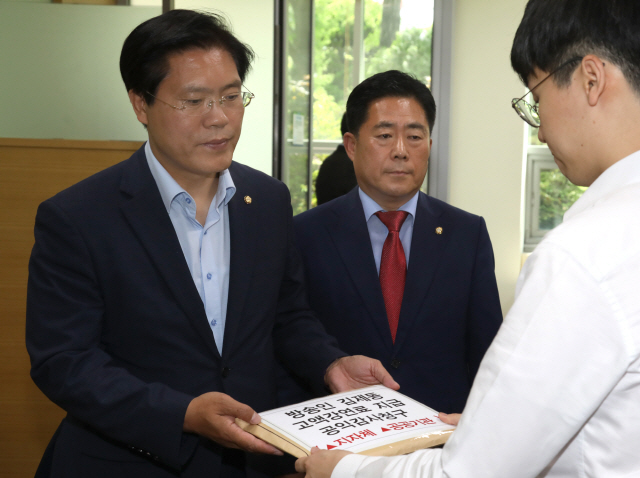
[373,121,395,129]
[180,81,243,94]
[373,121,427,132]
[405,122,427,132]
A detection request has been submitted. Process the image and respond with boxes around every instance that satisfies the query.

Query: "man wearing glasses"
[25,10,398,478]
[297,0,640,477]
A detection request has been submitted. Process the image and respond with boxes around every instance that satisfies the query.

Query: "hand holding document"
[324,355,400,393]
[236,385,455,458]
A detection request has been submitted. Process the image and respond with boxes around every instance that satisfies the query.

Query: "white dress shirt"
[145,142,235,353]
[333,150,640,478]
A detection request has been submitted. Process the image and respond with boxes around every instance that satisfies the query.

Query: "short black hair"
[346,70,436,136]
[120,9,255,105]
[511,0,640,94]
[340,112,348,137]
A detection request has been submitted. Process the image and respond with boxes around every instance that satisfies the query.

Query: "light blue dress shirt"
[358,188,418,274]
[145,142,235,353]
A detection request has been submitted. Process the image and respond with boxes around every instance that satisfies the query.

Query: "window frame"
[274,0,453,208]
[524,145,558,252]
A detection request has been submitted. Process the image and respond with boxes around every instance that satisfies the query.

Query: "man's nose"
[392,137,408,159]
[202,101,229,127]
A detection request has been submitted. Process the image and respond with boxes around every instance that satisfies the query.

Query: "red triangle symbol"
[327,444,337,450]
[381,427,391,432]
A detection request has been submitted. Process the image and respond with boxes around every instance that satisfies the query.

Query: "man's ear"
[128,90,149,126]
[581,55,607,107]
[343,132,357,162]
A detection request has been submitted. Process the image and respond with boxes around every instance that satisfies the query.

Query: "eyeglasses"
[511,57,583,127]
[146,88,255,116]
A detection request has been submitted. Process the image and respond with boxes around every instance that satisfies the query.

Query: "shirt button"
[204,230,207,235]
[206,273,212,280]
[211,319,217,326]
[186,197,192,204]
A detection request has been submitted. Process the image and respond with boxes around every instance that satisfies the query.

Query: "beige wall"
[449,0,529,314]
[0,0,274,173]
[0,4,160,141]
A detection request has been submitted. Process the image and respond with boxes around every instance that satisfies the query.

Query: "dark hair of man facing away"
[346,70,436,136]
[119,9,255,106]
[340,111,349,136]
[510,0,640,93]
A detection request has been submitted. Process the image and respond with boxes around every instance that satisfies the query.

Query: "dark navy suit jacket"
[278,188,502,413]
[26,147,344,478]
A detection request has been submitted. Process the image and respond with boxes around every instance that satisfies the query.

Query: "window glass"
[363,0,433,87]
[538,166,586,230]
[308,0,434,207]
[524,138,586,251]
[283,0,313,215]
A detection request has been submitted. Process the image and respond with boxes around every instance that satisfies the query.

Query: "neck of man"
[170,171,220,226]
[587,74,640,183]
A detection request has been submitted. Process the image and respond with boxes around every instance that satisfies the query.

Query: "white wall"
[448,0,529,314]
[176,0,274,172]
[0,0,274,173]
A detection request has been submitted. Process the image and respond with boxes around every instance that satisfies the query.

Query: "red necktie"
[375,211,409,343]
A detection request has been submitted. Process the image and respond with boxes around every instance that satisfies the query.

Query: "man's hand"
[324,355,400,393]
[296,447,351,478]
[184,392,283,455]
[438,412,461,426]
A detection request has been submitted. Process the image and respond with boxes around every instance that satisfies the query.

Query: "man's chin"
[201,151,233,171]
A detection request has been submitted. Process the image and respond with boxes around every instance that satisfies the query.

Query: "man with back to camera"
[296,0,640,477]
[314,113,357,205]
[25,10,399,478]
[277,70,503,414]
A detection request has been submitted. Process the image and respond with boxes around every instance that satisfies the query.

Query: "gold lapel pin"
[435,227,443,235]
[244,195,252,204]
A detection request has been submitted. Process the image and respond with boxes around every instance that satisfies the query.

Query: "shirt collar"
[144,141,236,214]
[358,187,419,222]
[564,149,640,221]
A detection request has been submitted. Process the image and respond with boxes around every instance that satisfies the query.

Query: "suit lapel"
[393,193,447,352]
[219,163,258,360]
[119,149,220,359]
[327,190,394,351]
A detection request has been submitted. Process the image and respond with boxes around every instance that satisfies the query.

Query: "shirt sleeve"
[331,241,630,478]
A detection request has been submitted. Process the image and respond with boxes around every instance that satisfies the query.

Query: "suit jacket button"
[222,367,231,378]
[390,359,401,369]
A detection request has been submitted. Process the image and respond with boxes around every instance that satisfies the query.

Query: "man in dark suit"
[25,11,397,478]
[315,113,357,205]
[279,70,502,414]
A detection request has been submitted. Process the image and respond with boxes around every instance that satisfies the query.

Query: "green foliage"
[539,169,586,229]
[287,0,433,213]
[365,27,432,83]
[313,86,347,140]
[312,0,432,140]
[288,150,310,215]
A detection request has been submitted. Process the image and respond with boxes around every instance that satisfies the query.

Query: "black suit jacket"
[278,188,502,413]
[26,147,344,478]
